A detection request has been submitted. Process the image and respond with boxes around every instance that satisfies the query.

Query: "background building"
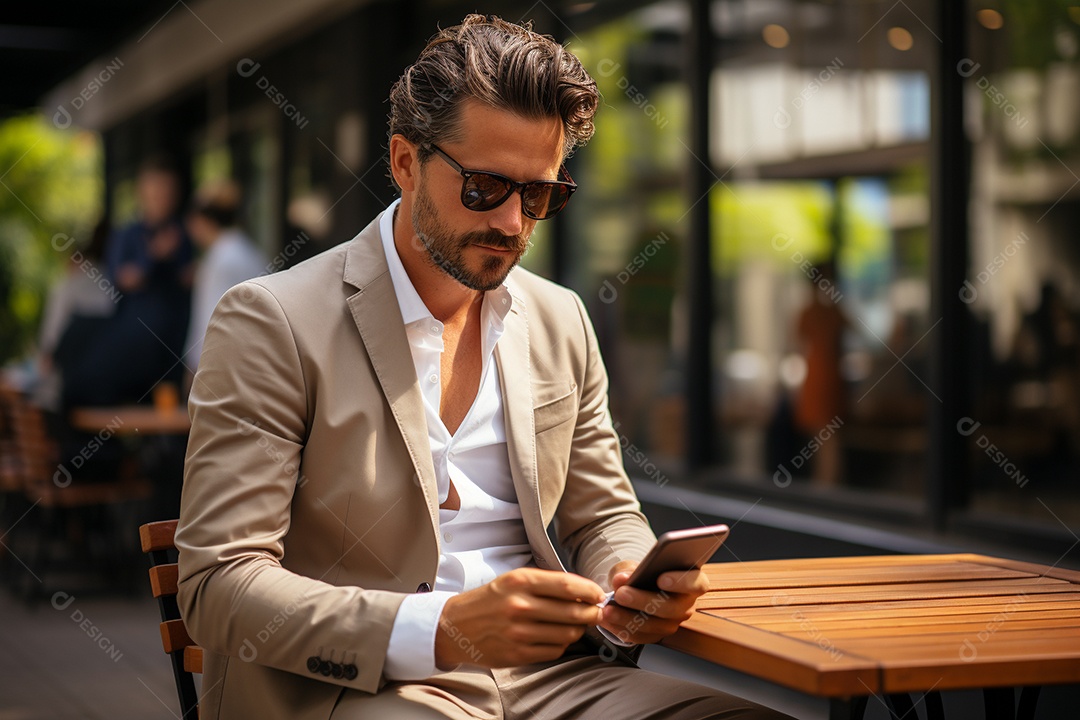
[6,0,1079,562]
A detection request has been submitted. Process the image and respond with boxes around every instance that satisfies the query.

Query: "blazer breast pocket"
[533,382,577,434]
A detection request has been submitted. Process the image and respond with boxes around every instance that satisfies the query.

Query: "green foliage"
[570,19,685,196]
[1002,0,1080,69]
[712,178,898,280]
[712,181,834,275]
[0,115,102,363]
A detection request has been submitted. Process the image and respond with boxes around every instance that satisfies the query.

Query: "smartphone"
[623,524,730,592]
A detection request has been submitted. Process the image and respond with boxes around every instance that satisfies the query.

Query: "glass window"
[965,1,1080,527]
[708,0,932,500]
[565,2,690,482]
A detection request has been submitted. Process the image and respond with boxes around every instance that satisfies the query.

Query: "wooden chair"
[139,519,202,718]
[0,386,24,582]
[0,384,151,597]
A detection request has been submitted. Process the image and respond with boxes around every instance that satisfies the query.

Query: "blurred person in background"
[183,180,266,373]
[36,218,125,483]
[103,156,193,402]
[794,261,848,486]
[280,190,333,270]
[36,218,117,414]
[1012,282,1080,466]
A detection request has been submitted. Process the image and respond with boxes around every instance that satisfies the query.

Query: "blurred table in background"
[69,405,190,436]
[69,404,190,521]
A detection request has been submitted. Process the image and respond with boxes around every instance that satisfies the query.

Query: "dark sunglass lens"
[534,184,572,219]
[521,184,555,218]
[463,173,511,210]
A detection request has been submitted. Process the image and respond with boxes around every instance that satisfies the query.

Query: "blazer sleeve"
[175,281,404,694]
[554,291,656,588]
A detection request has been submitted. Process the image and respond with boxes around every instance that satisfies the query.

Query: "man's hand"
[598,560,709,645]
[435,568,604,669]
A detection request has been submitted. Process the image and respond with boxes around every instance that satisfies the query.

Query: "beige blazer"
[175,210,656,720]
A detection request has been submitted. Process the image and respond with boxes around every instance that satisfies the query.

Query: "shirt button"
[443,532,453,543]
[430,324,440,334]
[429,373,438,383]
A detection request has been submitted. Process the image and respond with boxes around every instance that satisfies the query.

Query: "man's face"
[409,101,564,292]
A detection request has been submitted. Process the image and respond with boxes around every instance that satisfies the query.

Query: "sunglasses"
[427,144,577,220]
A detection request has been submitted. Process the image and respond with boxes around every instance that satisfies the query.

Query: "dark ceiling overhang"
[0,2,179,117]
[4,0,937,126]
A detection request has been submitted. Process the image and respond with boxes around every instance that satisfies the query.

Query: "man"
[176,15,788,720]
[183,179,267,371]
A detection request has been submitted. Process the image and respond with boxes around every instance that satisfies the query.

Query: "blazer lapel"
[496,283,564,572]
[342,214,440,530]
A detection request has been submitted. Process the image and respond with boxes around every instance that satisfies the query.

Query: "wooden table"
[661,554,1080,720]
[69,405,191,435]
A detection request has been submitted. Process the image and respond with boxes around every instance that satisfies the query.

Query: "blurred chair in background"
[0,383,150,601]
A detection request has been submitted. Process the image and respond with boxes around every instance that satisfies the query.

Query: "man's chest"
[438,319,483,435]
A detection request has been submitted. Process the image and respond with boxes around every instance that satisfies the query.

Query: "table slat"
[704,593,1080,620]
[700,579,1072,609]
[705,562,1036,590]
[741,609,1080,635]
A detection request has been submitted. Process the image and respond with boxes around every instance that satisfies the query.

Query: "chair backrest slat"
[149,564,179,598]
[140,519,178,553]
[160,618,195,654]
[184,646,204,674]
[140,520,200,716]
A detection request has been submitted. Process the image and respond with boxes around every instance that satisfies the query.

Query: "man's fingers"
[437,583,596,669]
[505,594,603,626]
[599,605,681,644]
[608,596,695,624]
[657,569,710,594]
[612,585,695,615]
[499,568,605,605]
[611,568,709,596]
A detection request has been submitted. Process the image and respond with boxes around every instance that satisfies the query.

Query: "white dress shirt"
[380,200,534,680]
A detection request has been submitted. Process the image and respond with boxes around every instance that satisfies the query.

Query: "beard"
[411,180,531,292]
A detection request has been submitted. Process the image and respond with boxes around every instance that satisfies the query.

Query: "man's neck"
[392,203,482,323]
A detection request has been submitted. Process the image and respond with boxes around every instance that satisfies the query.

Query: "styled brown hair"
[388,14,598,174]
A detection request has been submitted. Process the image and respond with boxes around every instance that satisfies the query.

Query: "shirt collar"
[379,198,514,327]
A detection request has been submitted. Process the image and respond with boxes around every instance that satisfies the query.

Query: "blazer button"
[307,656,321,673]
[331,662,344,679]
[319,660,333,676]
[343,664,358,681]
[416,582,432,593]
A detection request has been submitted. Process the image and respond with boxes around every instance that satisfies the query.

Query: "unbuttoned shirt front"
[380,199,534,680]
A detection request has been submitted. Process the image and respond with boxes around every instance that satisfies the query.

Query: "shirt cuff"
[383,590,456,681]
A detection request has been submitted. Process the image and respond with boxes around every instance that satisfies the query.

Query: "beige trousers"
[330,644,791,719]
